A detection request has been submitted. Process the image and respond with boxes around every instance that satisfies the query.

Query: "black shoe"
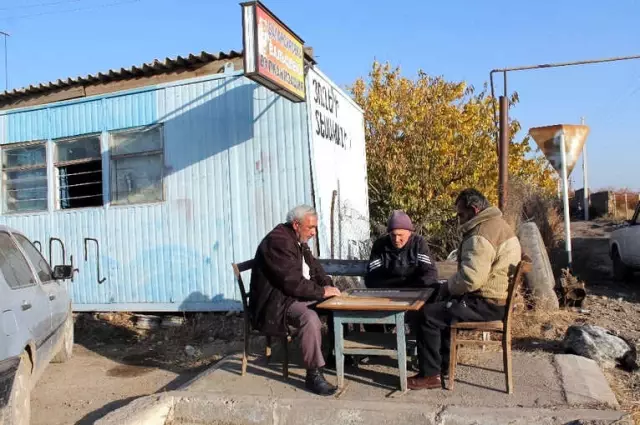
[305,369,337,396]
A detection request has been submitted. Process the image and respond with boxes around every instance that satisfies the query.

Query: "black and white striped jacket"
[364,233,438,289]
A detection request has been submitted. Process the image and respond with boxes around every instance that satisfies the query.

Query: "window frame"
[0,230,39,290]
[1,140,49,215]
[108,124,165,206]
[12,232,55,285]
[53,133,104,210]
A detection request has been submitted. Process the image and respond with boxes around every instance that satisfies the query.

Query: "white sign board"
[306,66,370,259]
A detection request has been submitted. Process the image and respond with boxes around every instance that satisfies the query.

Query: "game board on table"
[316,287,435,311]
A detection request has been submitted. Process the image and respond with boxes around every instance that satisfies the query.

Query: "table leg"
[333,314,345,389]
[396,312,407,393]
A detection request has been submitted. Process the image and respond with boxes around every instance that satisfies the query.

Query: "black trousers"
[415,296,505,377]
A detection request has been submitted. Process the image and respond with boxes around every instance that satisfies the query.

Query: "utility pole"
[490,54,640,209]
[0,31,9,91]
[581,116,589,221]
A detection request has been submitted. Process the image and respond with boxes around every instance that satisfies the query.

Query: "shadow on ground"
[71,311,249,423]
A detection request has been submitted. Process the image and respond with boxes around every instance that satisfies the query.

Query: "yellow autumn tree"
[351,62,557,256]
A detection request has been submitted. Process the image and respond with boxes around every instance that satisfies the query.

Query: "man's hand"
[323,286,341,298]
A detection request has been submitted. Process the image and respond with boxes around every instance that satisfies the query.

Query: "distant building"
[0,49,369,312]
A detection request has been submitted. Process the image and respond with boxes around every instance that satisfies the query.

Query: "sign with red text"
[241,1,305,102]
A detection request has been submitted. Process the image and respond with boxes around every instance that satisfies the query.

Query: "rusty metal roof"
[0,50,243,102]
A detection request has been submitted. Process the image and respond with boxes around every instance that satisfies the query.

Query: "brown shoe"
[407,374,442,390]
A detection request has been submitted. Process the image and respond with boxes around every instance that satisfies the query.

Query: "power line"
[0,0,140,21]
[0,0,82,11]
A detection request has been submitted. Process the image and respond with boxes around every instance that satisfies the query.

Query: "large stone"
[563,324,632,369]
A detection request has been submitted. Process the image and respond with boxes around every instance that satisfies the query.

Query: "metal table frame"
[333,310,408,393]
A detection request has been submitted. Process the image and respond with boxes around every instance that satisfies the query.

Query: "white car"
[609,202,640,281]
[0,227,74,425]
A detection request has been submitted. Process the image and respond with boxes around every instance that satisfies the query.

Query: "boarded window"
[55,135,103,209]
[1,143,48,213]
[109,125,164,205]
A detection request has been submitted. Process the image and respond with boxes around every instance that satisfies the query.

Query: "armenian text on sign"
[311,77,350,149]
[242,1,305,102]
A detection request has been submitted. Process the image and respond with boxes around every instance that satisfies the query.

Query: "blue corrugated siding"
[227,79,312,264]
[0,73,313,311]
[49,100,103,139]
[104,90,157,130]
[7,108,49,142]
[0,115,6,144]
[160,77,236,308]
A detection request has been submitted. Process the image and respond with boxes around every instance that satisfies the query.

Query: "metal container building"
[0,50,370,312]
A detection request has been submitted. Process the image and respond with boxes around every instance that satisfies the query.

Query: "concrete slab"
[94,349,630,425]
[95,392,632,425]
[555,354,620,408]
[186,350,565,408]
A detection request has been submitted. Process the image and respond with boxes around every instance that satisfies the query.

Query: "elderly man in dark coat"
[249,205,341,396]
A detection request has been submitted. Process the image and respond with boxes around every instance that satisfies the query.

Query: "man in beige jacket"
[408,188,522,390]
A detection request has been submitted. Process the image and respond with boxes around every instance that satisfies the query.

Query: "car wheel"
[52,312,74,363]
[0,352,32,425]
[612,249,632,282]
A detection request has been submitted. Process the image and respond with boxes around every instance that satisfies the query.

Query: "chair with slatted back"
[448,254,532,394]
[232,260,292,379]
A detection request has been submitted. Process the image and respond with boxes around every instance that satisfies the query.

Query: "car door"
[0,231,53,370]
[12,232,71,340]
[626,204,640,267]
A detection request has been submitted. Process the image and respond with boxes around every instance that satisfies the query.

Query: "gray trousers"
[286,301,325,369]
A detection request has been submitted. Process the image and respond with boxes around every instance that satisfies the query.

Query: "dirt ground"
[31,312,249,425]
[30,219,639,425]
[512,219,639,423]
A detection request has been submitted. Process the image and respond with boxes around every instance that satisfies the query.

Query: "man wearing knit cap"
[408,188,521,391]
[365,210,439,290]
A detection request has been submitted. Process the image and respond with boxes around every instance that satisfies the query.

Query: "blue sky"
[1,0,639,190]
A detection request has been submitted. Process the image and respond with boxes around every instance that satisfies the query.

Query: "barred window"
[2,142,48,213]
[109,125,164,205]
[55,135,103,209]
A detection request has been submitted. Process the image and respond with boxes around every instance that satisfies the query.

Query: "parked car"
[0,226,74,425]
[609,202,640,282]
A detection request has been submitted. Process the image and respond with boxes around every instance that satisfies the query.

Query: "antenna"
[0,31,8,91]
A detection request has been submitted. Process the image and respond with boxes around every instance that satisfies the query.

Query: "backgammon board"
[316,287,435,311]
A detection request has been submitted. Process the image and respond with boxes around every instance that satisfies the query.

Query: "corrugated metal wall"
[0,71,312,311]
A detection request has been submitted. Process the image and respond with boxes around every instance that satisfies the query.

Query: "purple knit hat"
[387,210,414,232]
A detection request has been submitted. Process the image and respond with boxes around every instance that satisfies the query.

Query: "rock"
[161,316,185,328]
[563,324,633,369]
[185,345,197,357]
[619,338,639,372]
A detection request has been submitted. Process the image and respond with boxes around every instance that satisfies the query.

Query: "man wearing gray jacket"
[408,189,522,390]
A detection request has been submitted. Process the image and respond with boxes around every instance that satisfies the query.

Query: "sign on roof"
[241,1,306,102]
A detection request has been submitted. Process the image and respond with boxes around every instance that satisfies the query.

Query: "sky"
[1,0,639,191]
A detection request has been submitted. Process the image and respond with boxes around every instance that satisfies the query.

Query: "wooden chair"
[448,255,532,394]
[232,260,292,379]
